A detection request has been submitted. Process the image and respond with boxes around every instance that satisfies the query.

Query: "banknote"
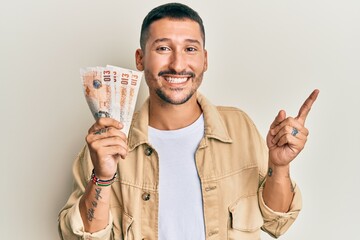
[80,65,143,135]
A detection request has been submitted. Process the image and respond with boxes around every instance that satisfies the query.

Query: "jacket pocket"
[227,194,264,240]
[121,212,134,240]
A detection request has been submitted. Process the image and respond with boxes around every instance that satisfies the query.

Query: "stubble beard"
[155,87,194,105]
[146,70,204,105]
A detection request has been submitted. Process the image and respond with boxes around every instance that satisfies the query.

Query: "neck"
[149,94,202,130]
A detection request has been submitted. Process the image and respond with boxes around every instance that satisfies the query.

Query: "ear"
[135,48,144,71]
[203,49,208,72]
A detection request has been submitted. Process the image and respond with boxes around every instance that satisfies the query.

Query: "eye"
[186,47,197,52]
[156,46,171,52]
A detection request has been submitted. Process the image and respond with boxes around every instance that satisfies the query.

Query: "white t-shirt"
[148,114,206,240]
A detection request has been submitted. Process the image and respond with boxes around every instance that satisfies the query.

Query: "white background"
[1,0,359,239]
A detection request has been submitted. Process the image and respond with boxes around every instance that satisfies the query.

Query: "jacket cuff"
[258,179,302,238]
[68,198,113,240]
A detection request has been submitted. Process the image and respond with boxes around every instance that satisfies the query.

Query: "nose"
[168,50,186,73]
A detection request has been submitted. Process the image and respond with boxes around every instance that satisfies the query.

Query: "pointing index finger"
[296,89,320,124]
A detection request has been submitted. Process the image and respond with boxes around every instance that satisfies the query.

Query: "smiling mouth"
[159,70,195,84]
[164,76,189,84]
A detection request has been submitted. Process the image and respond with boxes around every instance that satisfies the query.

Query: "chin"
[156,89,195,105]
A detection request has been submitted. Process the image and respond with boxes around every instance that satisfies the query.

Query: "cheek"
[190,58,206,72]
[188,53,206,66]
[144,54,169,71]
[144,69,156,83]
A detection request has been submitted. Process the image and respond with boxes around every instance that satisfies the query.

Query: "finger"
[270,117,309,137]
[276,132,307,150]
[270,110,286,129]
[89,135,128,149]
[277,135,307,153]
[96,145,128,160]
[87,127,127,144]
[93,128,108,136]
[89,136,128,157]
[88,117,123,134]
[296,89,320,124]
[90,127,127,141]
[271,125,307,145]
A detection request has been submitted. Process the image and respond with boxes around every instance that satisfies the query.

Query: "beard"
[145,69,204,105]
[155,86,195,105]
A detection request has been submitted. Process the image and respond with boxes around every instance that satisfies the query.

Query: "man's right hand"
[86,117,128,179]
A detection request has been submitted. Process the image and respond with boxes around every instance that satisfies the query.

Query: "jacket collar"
[127,92,232,151]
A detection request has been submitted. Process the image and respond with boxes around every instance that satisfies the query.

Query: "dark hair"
[140,2,205,50]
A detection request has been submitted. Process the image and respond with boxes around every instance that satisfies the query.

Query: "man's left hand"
[266,89,320,166]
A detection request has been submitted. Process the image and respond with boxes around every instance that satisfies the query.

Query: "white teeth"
[165,77,188,83]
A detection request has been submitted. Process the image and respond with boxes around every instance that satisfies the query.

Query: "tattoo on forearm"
[91,200,98,208]
[87,208,95,221]
[95,188,102,200]
[86,188,103,222]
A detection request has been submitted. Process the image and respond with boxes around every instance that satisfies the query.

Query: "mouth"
[163,76,189,84]
[158,70,195,85]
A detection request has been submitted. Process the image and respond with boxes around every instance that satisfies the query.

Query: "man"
[58,3,319,240]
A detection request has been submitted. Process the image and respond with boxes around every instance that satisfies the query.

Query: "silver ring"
[291,127,299,137]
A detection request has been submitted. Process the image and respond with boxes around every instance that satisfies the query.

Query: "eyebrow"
[152,38,202,46]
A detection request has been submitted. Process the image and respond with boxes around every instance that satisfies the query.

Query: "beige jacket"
[58,93,302,240]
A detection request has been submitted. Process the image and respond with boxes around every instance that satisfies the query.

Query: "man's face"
[136,18,208,105]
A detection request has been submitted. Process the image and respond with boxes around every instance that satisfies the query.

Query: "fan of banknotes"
[80,65,143,135]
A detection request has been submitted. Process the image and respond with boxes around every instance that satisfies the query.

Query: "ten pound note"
[80,65,143,136]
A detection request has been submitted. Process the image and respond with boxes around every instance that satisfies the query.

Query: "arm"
[58,118,128,239]
[79,176,113,232]
[262,163,294,212]
[263,89,319,212]
[79,118,128,232]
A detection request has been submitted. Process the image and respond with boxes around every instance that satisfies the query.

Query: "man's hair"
[140,2,205,50]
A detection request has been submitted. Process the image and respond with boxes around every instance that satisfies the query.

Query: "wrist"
[267,162,290,179]
[266,163,295,194]
[92,165,117,180]
[91,169,118,187]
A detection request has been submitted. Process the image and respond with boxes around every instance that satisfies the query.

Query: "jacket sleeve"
[258,178,302,238]
[58,146,114,240]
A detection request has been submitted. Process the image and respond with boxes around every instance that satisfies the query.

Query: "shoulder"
[214,105,266,148]
[216,106,257,129]
[216,106,247,116]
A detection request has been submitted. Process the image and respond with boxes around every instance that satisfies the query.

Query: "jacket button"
[145,147,153,156]
[208,230,219,236]
[205,186,217,192]
[142,192,150,201]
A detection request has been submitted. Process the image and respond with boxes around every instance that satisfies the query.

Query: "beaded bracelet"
[90,169,118,187]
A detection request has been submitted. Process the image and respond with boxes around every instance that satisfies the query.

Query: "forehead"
[147,18,203,46]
